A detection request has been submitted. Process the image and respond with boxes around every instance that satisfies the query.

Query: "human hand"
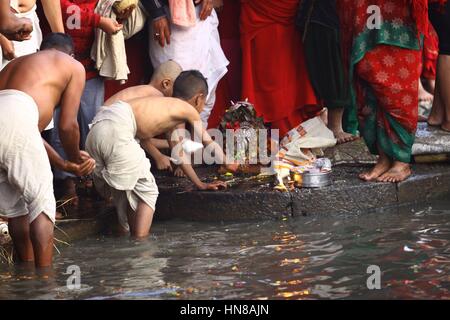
[174,166,186,177]
[152,16,171,47]
[2,17,33,41]
[64,156,96,177]
[155,154,173,171]
[195,0,213,20]
[225,163,239,173]
[99,17,123,35]
[1,39,15,60]
[198,180,228,191]
[212,0,224,12]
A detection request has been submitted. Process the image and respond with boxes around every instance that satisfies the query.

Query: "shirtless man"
[104,60,184,172]
[86,70,237,238]
[0,0,64,69]
[0,33,95,268]
[0,0,33,41]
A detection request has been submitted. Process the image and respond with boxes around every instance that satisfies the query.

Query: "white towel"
[0,90,56,224]
[91,0,148,83]
[86,101,159,230]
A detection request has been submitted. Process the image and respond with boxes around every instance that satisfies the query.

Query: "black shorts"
[429,1,450,55]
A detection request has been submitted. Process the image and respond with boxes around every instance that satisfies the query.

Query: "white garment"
[91,0,147,83]
[1,5,42,70]
[149,6,229,127]
[86,101,159,230]
[0,90,56,224]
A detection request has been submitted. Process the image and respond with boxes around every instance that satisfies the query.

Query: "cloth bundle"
[273,116,336,187]
[91,0,147,83]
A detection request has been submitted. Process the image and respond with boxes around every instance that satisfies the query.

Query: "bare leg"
[377,161,412,183]
[418,79,434,102]
[127,201,154,239]
[60,177,79,207]
[29,213,54,268]
[429,55,450,130]
[438,56,450,131]
[328,107,359,144]
[425,79,436,94]
[359,150,391,182]
[8,215,34,264]
[428,79,444,126]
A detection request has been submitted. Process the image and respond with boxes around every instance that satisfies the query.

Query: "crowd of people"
[0,0,449,268]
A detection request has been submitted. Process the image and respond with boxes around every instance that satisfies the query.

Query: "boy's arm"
[58,61,85,164]
[141,138,172,171]
[41,0,64,32]
[167,127,226,191]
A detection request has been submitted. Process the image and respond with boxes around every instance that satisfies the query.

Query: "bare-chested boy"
[0,33,95,268]
[86,70,237,238]
[104,60,184,172]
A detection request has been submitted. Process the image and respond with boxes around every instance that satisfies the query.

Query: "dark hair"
[40,33,74,55]
[173,70,209,100]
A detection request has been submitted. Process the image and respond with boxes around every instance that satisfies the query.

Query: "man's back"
[0,49,85,130]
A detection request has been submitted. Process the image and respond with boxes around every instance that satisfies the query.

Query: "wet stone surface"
[154,163,450,221]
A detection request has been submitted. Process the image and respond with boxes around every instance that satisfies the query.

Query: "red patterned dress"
[337,0,428,163]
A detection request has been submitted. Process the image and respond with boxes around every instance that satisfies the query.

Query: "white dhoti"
[149,6,229,127]
[0,90,56,224]
[1,4,42,70]
[85,101,159,231]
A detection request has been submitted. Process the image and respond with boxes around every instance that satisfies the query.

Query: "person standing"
[143,0,229,128]
[240,0,320,138]
[50,0,123,203]
[428,0,450,131]
[338,0,428,183]
[0,0,65,70]
[297,0,358,144]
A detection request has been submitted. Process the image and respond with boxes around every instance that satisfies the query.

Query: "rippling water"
[1,201,449,300]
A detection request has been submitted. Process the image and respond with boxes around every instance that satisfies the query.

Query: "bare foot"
[359,157,391,181]
[419,81,434,102]
[441,121,450,132]
[55,211,64,220]
[332,130,359,144]
[174,167,186,178]
[377,162,412,183]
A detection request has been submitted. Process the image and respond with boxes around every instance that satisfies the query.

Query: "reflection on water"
[1,200,449,300]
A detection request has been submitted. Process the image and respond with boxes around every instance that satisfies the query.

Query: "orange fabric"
[240,0,319,137]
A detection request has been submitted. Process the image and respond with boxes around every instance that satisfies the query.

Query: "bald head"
[150,60,183,97]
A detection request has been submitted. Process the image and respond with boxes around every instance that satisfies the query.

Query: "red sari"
[240,0,319,137]
[338,0,428,163]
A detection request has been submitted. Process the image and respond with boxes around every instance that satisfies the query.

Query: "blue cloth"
[51,77,105,180]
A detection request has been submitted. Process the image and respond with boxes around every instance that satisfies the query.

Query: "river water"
[1,200,449,300]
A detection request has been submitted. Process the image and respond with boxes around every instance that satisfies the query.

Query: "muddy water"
[0,201,449,300]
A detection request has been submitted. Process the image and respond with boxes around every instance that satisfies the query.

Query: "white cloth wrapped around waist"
[86,101,158,230]
[0,89,56,224]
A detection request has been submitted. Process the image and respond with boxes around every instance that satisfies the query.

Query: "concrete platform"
[155,163,450,221]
